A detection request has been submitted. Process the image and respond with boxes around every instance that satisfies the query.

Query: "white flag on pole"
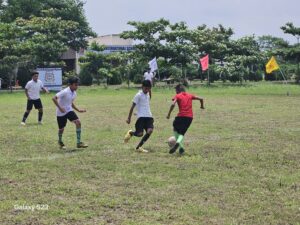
[148,57,158,72]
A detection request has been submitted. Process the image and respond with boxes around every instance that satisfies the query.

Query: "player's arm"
[42,86,49,94]
[25,88,30,100]
[72,102,86,113]
[126,102,136,124]
[193,96,205,109]
[52,96,65,113]
[166,99,177,119]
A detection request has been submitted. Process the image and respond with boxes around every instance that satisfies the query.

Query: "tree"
[121,18,169,61]
[79,43,131,85]
[0,0,95,87]
[258,35,289,53]
[221,36,265,83]
[281,22,300,82]
[161,22,197,78]
[0,0,95,50]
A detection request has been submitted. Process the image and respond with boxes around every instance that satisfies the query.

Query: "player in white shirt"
[143,68,154,82]
[21,71,49,125]
[52,77,88,149]
[124,80,154,153]
[143,68,154,99]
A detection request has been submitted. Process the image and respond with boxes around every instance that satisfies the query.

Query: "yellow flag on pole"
[266,56,279,74]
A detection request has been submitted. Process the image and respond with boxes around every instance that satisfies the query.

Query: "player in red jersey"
[166,84,205,154]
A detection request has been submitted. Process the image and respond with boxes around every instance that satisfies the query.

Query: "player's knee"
[75,120,81,127]
[147,129,153,134]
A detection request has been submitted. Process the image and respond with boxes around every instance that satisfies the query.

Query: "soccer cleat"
[136,147,148,153]
[124,130,133,143]
[58,142,66,150]
[169,143,179,154]
[77,142,88,148]
[20,122,26,126]
[38,121,43,125]
[179,148,185,155]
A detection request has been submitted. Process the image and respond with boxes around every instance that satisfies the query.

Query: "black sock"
[136,133,151,149]
[38,112,43,122]
[22,112,29,122]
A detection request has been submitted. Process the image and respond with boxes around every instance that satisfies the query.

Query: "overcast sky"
[84,0,300,43]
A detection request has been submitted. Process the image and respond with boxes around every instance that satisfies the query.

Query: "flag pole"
[207,68,210,85]
[279,68,290,96]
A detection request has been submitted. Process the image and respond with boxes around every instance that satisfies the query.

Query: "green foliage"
[16,66,31,87]
[121,19,270,84]
[186,63,199,80]
[79,65,93,85]
[169,66,182,80]
[280,22,300,82]
[0,0,95,78]
[0,0,95,50]
[107,70,123,85]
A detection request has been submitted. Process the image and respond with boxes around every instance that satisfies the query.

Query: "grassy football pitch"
[0,83,299,224]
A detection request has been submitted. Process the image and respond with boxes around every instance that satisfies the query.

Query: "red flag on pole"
[200,54,209,72]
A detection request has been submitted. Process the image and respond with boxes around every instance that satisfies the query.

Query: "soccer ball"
[168,136,177,148]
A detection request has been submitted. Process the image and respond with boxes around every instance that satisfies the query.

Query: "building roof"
[88,34,133,46]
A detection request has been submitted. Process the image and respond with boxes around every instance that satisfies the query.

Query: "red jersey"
[173,92,196,118]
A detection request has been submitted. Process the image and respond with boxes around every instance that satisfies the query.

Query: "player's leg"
[169,117,181,153]
[21,100,33,125]
[35,99,43,124]
[124,118,144,143]
[57,116,67,149]
[69,112,88,148]
[136,118,154,152]
[172,130,184,151]
[173,117,193,154]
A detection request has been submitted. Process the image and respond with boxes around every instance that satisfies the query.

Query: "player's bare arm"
[25,89,30,100]
[166,99,177,119]
[126,103,136,124]
[52,96,65,113]
[42,87,50,94]
[194,96,205,109]
[72,102,86,113]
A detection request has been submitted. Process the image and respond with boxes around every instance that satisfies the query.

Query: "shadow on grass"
[63,148,84,154]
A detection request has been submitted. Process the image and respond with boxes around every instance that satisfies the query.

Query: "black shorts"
[173,117,193,135]
[57,111,79,129]
[27,99,43,110]
[135,117,154,133]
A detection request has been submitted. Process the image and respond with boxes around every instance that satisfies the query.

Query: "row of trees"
[0,0,95,88]
[80,19,300,85]
[0,1,299,87]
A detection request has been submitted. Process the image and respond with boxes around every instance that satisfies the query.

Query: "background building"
[61,34,134,74]
[87,34,134,54]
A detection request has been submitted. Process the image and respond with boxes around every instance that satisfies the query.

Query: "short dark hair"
[142,80,152,88]
[31,71,39,76]
[175,84,185,92]
[68,77,79,85]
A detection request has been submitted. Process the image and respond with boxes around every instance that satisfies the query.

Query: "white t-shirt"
[55,87,77,117]
[133,90,152,118]
[143,71,154,81]
[25,79,44,100]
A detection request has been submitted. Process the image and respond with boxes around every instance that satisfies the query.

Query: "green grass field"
[0,82,299,225]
